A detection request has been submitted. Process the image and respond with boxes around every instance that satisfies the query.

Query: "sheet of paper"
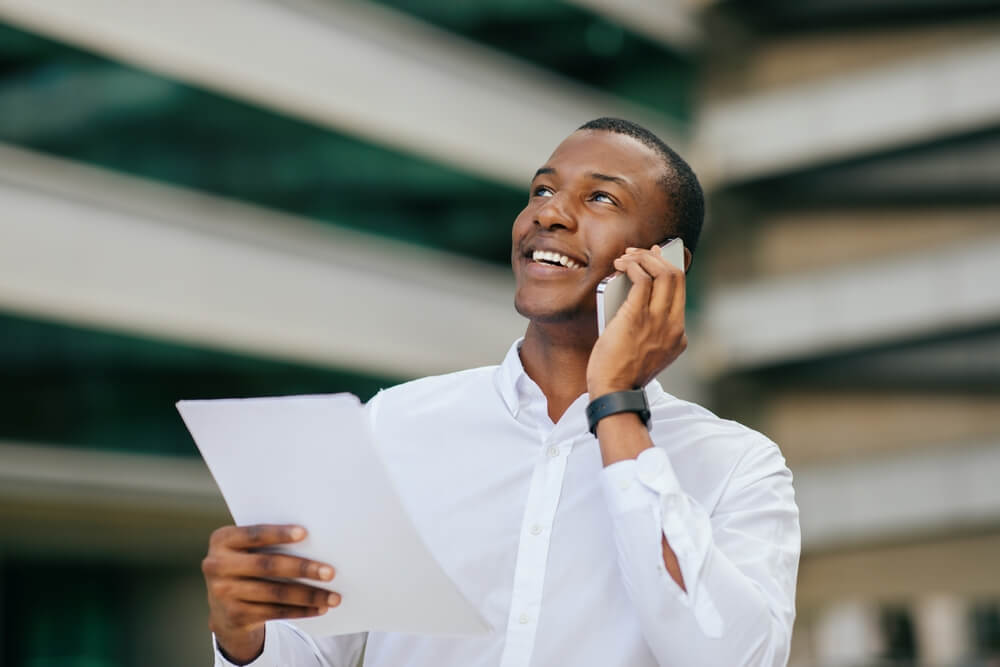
[177,393,491,637]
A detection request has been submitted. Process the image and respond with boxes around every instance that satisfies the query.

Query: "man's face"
[511,130,671,325]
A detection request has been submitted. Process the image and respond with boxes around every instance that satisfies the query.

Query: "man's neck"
[519,320,596,423]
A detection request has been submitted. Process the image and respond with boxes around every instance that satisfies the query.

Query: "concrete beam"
[0,441,221,513]
[0,143,525,379]
[698,235,1000,372]
[707,208,1000,282]
[795,439,1000,551]
[0,0,683,190]
[0,440,226,561]
[694,38,1000,185]
[761,391,1000,467]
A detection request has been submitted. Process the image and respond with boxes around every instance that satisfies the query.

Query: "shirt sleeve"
[212,623,366,667]
[601,440,800,667]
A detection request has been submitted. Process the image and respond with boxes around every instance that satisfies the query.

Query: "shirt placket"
[497,428,576,667]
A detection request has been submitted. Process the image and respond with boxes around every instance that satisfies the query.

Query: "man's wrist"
[594,411,645,437]
[215,628,266,666]
[587,379,633,397]
[594,412,651,465]
[587,388,651,435]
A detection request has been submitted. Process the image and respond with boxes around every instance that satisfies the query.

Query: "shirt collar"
[496,338,526,418]
[495,337,666,419]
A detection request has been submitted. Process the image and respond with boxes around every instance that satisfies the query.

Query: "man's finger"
[621,261,654,311]
[613,250,658,275]
[631,253,684,317]
[617,247,670,277]
[211,524,307,550]
[205,550,335,582]
[232,580,341,609]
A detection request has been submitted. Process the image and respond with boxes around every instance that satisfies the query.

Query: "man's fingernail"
[290,527,306,540]
[328,593,341,606]
[319,566,334,580]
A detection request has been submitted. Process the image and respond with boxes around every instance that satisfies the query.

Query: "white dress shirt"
[214,339,799,667]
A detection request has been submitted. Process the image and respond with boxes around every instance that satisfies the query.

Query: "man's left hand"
[587,245,687,397]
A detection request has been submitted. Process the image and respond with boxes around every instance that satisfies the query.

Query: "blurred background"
[0,1,998,665]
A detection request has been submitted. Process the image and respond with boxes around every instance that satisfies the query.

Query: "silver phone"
[596,238,685,334]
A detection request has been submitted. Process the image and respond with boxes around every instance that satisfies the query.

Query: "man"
[202,118,800,666]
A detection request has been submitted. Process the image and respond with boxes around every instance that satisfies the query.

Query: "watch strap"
[586,389,651,435]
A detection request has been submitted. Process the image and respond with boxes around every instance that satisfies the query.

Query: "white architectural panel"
[695,39,1000,184]
[913,595,970,665]
[795,440,1000,550]
[0,144,525,379]
[0,441,221,513]
[698,235,1000,372]
[812,600,883,667]
[0,0,683,189]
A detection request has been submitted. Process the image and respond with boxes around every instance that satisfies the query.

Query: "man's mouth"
[529,249,584,270]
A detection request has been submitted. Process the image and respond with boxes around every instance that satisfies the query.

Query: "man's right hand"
[202,524,340,664]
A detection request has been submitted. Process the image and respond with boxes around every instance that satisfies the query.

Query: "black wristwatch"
[586,389,651,435]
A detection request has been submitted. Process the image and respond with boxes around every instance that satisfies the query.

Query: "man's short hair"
[578,117,704,254]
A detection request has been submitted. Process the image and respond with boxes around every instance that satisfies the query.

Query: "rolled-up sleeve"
[601,440,800,666]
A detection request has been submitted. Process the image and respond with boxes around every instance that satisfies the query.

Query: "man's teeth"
[531,250,581,269]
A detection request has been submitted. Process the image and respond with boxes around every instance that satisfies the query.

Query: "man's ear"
[683,248,693,273]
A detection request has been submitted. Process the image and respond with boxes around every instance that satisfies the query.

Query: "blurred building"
[693,3,1000,665]
[0,1,998,665]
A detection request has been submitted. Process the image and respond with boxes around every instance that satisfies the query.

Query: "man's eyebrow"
[590,172,638,199]
[533,167,555,180]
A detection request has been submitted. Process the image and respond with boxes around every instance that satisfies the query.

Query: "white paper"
[177,394,491,637]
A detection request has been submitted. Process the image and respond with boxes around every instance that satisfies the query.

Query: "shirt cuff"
[602,446,683,515]
[213,630,279,667]
[601,447,724,638]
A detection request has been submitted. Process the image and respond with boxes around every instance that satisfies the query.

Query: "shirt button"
[530,524,543,536]
[519,613,530,624]
[546,445,560,458]
[617,477,632,491]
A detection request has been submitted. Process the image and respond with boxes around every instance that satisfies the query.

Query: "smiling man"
[202,118,800,667]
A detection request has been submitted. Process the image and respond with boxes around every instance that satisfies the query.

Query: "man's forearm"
[594,411,686,590]
[593,410,650,466]
[596,427,799,665]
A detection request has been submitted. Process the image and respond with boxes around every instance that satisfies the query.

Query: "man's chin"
[514,297,593,326]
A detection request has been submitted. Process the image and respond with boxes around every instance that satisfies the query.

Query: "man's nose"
[534,194,577,231]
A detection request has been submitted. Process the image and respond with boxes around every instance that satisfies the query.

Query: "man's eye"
[593,192,615,204]
[532,186,554,198]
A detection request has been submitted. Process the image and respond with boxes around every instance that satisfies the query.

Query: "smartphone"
[596,238,685,334]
